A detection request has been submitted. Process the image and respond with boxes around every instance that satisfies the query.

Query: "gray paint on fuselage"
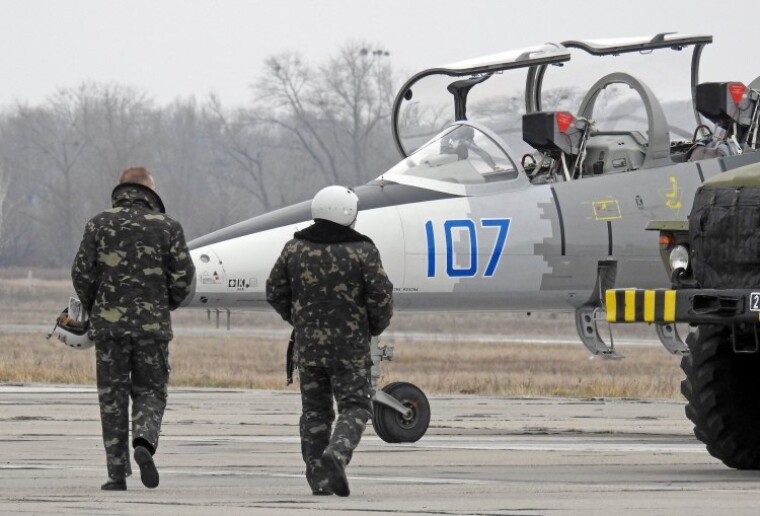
[188,181,459,250]
[535,153,760,297]
[451,183,557,306]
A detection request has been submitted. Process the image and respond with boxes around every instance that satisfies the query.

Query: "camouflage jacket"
[71,183,195,341]
[266,219,394,366]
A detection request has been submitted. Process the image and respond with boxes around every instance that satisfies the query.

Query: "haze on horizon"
[0,0,757,109]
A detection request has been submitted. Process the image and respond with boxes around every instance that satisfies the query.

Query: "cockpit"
[379,33,760,193]
[382,123,518,185]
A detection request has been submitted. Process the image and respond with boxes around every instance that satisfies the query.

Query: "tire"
[371,381,401,442]
[680,324,760,469]
[372,382,431,443]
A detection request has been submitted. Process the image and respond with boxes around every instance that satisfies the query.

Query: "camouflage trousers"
[298,359,372,475]
[95,336,170,480]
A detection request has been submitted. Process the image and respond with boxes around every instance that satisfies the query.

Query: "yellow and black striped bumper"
[605,288,760,324]
[605,289,676,323]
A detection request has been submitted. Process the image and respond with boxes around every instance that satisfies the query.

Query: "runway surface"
[1,323,661,347]
[2,384,760,515]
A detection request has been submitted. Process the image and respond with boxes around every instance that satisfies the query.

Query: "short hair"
[119,167,154,188]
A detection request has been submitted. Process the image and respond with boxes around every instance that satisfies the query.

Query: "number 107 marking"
[425,218,511,278]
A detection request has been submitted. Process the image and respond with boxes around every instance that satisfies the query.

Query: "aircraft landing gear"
[575,304,624,359]
[373,382,430,442]
[655,321,690,355]
[370,337,431,443]
[576,261,624,359]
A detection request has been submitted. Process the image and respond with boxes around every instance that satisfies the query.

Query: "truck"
[607,161,760,470]
[604,80,760,470]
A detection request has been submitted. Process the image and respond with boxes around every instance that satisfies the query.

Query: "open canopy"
[391,33,713,159]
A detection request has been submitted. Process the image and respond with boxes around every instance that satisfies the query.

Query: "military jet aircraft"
[183,33,760,443]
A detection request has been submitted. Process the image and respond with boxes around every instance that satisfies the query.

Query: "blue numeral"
[425,220,435,278]
[481,219,510,277]
[425,218,510,278]
[445,220,477,277]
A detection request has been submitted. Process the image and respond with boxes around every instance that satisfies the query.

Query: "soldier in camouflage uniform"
[71,167,195,491]
[266,185,393,497]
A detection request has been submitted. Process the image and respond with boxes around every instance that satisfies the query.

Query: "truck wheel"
[680,325,760,469]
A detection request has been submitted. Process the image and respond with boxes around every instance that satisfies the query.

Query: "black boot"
[134,446,159,489]
[321,452,349,497]
[101,478,126,491]
[306,463,332,496]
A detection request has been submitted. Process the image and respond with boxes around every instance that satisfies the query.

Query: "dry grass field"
[0,269,685,399]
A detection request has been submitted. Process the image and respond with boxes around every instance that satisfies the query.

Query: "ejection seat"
[576,72,673,176]
[521,72,673,183]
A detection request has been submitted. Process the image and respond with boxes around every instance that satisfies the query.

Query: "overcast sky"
[0,0,758,110]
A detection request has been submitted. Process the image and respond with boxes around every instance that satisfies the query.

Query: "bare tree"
[151,98,208,233]
[317,43,396,185]
[203,95,277,212]
[0,84,159,266]
[0,39,405,266]
[253,41,399,189]
[0,132,6,251]
[71,83,158,199]
[10,101,90,265]
[0,116,38,264]
[256,52,341,184]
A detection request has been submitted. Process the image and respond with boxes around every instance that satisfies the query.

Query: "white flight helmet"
[311,185,359,226]
[48,308,94,350]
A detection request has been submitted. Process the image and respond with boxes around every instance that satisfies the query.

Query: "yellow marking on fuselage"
[591,199,622,221]
[665,176,682,210]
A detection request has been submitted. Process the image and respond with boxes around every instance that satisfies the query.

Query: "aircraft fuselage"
[185,152,760,313]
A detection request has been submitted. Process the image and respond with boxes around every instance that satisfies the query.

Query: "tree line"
[0,42,400,267]
[0,39,695,269]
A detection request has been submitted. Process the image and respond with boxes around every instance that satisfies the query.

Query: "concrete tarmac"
[2,384,760,515]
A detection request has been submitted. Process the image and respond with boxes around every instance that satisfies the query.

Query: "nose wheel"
[372,381,431,443]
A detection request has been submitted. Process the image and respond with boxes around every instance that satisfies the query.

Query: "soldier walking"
[71,167,195,490]
[266,185,393,497]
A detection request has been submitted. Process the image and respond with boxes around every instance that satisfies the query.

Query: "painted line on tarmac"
[65,434,706,454]
[1,323,660,347]
[407,436,705,454]
[173,469,490,484]
[0,463,489,485]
